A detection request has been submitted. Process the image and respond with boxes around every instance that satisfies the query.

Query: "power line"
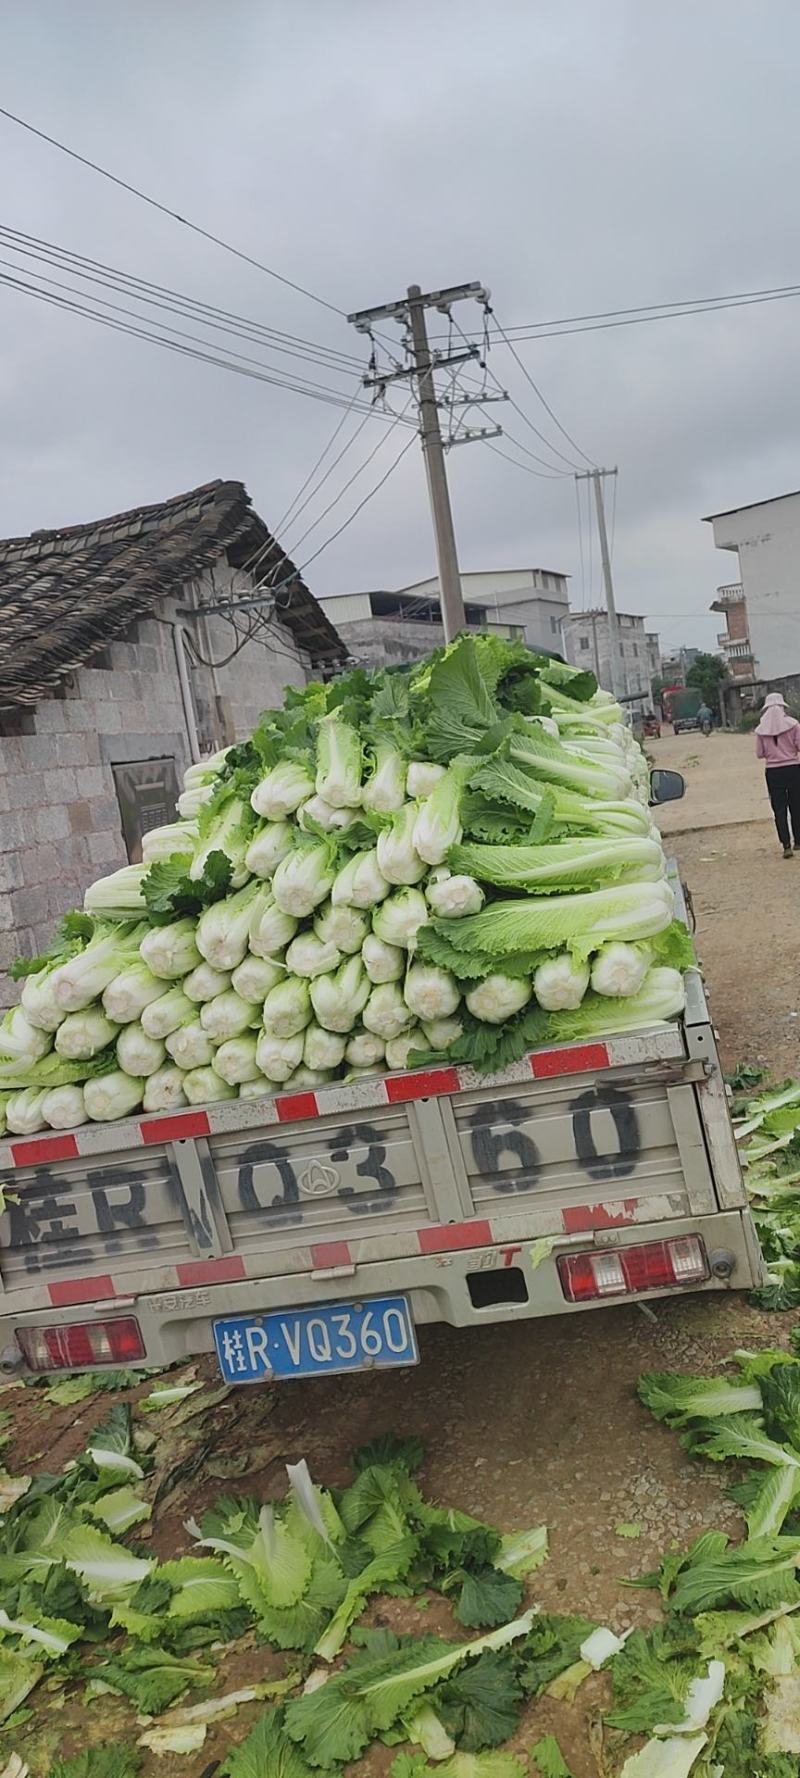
[0,266,413,423]
[0,255,361,403]
[270,399,371,539]
[0,103,347,320]
[447,308,579,476]
[283,400,414,556]
[481,438,564,480]
[0,223,363,373]
[485,306,596,469]
[432,279,800,342]
[574,477,586,610]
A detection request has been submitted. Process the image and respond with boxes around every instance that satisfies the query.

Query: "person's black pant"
[766,765,800,848]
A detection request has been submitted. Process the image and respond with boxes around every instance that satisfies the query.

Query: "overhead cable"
[0,223,363,372]
[0,103,347,319]
[0,267,413,424]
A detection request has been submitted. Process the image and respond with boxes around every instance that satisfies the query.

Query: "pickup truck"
[0,777,763,1388]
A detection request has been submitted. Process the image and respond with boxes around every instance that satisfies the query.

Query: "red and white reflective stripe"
[34,1193,677,1309]
[0,1027,685,1172]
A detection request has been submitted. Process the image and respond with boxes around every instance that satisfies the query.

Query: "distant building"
[320,567,570,668]
[661,646,701,687]
[562,609,661,703]
[704,488,800,681]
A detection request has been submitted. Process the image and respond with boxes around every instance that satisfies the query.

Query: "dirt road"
[654,728,800,1079]
[4,733,794,1778]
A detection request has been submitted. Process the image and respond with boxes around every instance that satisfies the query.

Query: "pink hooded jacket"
[755,693,800,766]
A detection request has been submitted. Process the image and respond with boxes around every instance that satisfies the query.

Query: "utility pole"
[348,282,501,644]
[576,467,623,699]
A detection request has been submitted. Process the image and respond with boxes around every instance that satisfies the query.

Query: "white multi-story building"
[704,488,800,682]
[319,567,570,667]
[561,609,660,703]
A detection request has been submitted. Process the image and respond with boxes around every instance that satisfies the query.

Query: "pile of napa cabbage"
[0,635,693,1135]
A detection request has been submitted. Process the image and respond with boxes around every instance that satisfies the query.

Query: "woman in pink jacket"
[755,692,800,858]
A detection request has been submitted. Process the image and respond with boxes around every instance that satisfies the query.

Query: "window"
[632,643,639,658]
[579,636,590,651]
[550,616,559,633]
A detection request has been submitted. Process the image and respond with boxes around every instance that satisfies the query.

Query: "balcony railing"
[725,640,753,659]
[715,582,744,602]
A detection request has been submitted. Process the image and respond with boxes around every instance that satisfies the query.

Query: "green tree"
[686,652,729,716]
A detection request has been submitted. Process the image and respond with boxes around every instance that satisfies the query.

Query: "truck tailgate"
[0,1004,753,1325]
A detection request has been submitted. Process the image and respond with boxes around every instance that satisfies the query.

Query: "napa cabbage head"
[533,954,590,1011]
[142,1066,188,1113]
[52,922,148,1011]
[425,867,484,919]
[385,1029,426,1070]
[437,880,675,964]
[310,957,371,1033]
[376,803,427,885]
[103,959,169,1023]
[255,1029,305,1082]
[315,714,363,809]
[199,990,257,1042]
[165,1018,216,1071]
[372,888,429,951]
[421,1016,463,1049]
[361,742,407,813]
[0,1007,54,1067]
[304,1024,347,1071]
[55,1008,120,1060]
[331,849,391,909]
[20,966,69,1033]
[190,795,254,889]
[298,794,356,832]
[412,759,470,867]
[83,1071,145,1123]
[262,976,313,1039]
[83,865,148,916]
[272,839,335,917]
[230,955,284,1004]
[197,882,271,970]
[285,933,343,979]
[244,821,295,878]
[182,1067,237,1106]
[362,982,415,1041]
[139,919,201,982]
[590,942,652,998]
[248,891,299,959]
[407,761,446,798]
[465,974,532,1024]
[362,933,405,984]
[5,1087,49,1134]
[140,987,194,1039]
[345,1031,386,1067]
[141,820,198,863]
[182,962,232,1002]
[212,1035,262,1085]
[314,903,370,955]
[250,760,315,820]
[404,962,462,1023]
[41,1085,86,1130]
[116,1023,167,1078]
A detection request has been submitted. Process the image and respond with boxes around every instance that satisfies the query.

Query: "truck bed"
[0,961,763,1377]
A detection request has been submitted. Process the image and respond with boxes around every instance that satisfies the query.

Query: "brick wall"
[0,562,313,1004]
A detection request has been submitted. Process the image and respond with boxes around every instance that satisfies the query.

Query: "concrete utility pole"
[348,282,500,644]
[576,467,624,699]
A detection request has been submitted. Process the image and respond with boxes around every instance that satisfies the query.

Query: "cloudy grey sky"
[3,0,800,654]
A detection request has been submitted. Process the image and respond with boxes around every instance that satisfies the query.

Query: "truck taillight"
[558,1236,708,1304]
[15,1317,145,1373]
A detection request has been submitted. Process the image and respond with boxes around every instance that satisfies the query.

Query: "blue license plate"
[213,1294,418,1384]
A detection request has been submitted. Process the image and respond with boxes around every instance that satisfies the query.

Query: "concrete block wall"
[0,565,312,1005]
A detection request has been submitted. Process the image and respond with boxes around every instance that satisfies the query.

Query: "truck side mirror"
[650,768,685,805]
